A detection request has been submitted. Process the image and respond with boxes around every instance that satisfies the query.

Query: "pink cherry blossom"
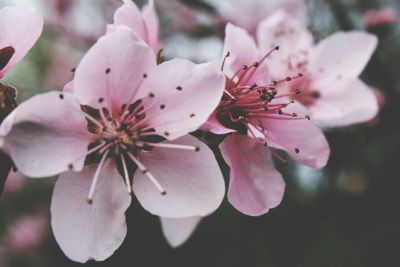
[363,7,397,27]
[257,10,379,127]
[0,28,225,262]
[4,212,48,252]
[205,23,330,216]
[206,0,306,34]
[110,0,159,52]
[3,171,24,195]
[0,5,43,78]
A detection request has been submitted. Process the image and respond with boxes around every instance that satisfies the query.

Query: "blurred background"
[1,0,400,266]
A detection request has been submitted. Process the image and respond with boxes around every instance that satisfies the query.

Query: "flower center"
[58,91,201,204]
[217,49,311,155]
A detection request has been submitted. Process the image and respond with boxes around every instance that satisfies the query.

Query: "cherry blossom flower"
[257,10,379,127]
[363,7,397,27]
[205,23,330,216]
[3,171,24,195]
[109,2,219,248]
[0,28,225,262]
[4,212,48,253]
[205,0,306,34]
[0,5,43,78]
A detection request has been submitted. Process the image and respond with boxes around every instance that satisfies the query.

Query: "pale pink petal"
[223,23,259,79]
[257,10,313,78]
[256,101,330,168]
[310,79,379,127]
[51,161,131,263]
[0,91,92,177]
[137,59,225,140]
[3,171,24,194]
[73,27,156,113]
[63,81,74,93]
[309,31,378,88]
[220,134,285,216]
[160,216,202,247]
[113,0,146,39]
[212,0,306,33]
[0,5,43,75]
[142,0,159,51]
[202,110,236,135]
[133,135,225,218]
[111,0,159,51]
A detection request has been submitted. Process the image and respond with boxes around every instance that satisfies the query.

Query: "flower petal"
[73,27,156,113]
[220,134,285,216]
[160,216,202,247]
[256,101,330,168]
[133,135,225,218]
[51,161,131,263]
[223,24,259,77]
[137,59,225,140]
[141,0,159,52]
[310,79,379,127]
[0,92,92,177]
[257,10,313,78]
[209,0,306,33]
[309,31,378,87]
[113,0,153,47]
[0,5,43,75]
[202,110,236,135]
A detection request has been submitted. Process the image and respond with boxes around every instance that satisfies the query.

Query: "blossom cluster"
[0,0,381,263]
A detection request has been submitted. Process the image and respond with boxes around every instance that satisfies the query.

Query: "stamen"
[140,142,200,151]
[87,149,110,204]
[120,155,132,195]
[221,51,230,71]
[126,152,167,195]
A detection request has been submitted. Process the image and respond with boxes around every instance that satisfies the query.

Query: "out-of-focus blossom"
[44,38,83,90]
[205,0,306,34]
[46,0,117,46]
[110,0,159,52]
[163,35,223,63]
[363,7,397,27]
[4,212,48,252]
[257,10,379,127]
[3,171,24,195]
[0,5,43,78]
[157,0,215,32]
[204,23,330,216]
[0,28,225,262]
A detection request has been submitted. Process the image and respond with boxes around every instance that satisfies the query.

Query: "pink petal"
[160,216,202,247]
[0,91,92,177]
[137,59,225,140]
[51,161,131,263]
[133,135,225,218]
[141,0,159,52]
[257,101,330,168]
[73,27,156,113]
[112,0,159,52]
[63,81,74,93]
[220,134,285,216]
[213,0,306,33]
[309,31,378,88]
[257,10,313,78]
[202,110,236,135]
[310,79,379,127]
[0,5,43,75]
[223,23,259,78]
